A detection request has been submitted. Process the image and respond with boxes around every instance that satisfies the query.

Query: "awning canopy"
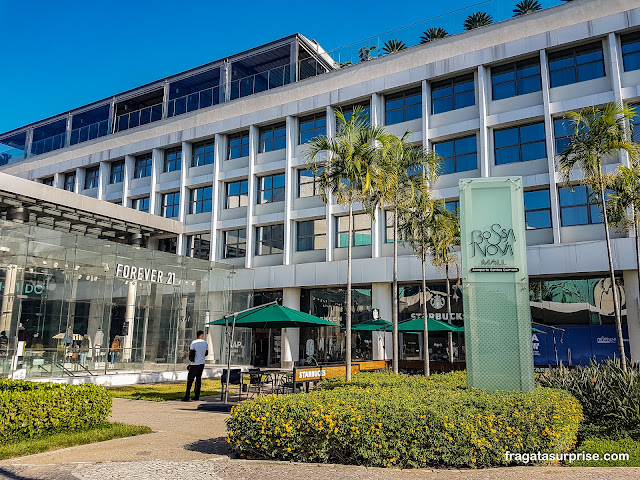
[344,319,392,331]
[207,303,339,329]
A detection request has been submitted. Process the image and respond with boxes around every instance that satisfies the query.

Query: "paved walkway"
[1,398,638,479]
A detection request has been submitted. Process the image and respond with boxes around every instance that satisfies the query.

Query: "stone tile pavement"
[1,397,638,480]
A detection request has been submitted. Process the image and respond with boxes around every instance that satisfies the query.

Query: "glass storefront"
[300,286,372,363]
[0,220,253,379]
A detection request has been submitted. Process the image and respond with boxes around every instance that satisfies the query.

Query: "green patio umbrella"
[342,319,392,332]
[208,302,339,404]
[207,303,339,328]
[386,317,464,333]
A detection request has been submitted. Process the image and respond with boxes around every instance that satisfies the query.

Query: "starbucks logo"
[430,294,445,310]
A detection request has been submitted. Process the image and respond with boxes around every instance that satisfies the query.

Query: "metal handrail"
[29,132,66,157]
[70,119,110,145]
[114,102,163,133]
[167,86,220,118]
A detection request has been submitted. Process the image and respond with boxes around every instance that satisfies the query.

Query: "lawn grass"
[0,422,152,460]
[108,379,222,401]
[571,437,640,467]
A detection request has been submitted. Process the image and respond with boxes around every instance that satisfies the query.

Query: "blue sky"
[0,0,562,133]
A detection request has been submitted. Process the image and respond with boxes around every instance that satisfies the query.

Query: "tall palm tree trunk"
[392,207,399,374]
[600,177,627,372]
[346,202,353,381]
[422,253,430,376]
[446,264,453,363]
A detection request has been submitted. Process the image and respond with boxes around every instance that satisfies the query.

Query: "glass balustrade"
[69,119,110,146]
[29,132,67,157]
[115,103,163,133]
[167,86,220,118]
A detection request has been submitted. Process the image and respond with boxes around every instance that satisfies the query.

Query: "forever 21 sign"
[115,263,176,284]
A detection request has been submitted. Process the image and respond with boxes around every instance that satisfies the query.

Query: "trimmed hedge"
[226,372,582,468]
[0,379,112,442]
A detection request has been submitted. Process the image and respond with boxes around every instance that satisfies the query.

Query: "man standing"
[182,330,208,401]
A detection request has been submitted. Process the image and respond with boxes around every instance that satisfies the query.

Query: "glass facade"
[524,189,552,229]
[385,88,421,125]
[228,132,249,159]
[559,185,607,226]
[622,32,640,72]
[299,113,326,145]
[164,147,182,173]
[0,219,250,380]
[192,140,215,167]
[491,58,541,100]
[300,286,372,362]
[259,123,286,153]
[548,42,605,88]
[494,122,546,165]
[431,74,474,114]
[336,214,371,247]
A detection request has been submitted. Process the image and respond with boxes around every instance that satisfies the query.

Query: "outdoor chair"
[221,368,242,399]
[275,372,304,395]
[247,368,274,397]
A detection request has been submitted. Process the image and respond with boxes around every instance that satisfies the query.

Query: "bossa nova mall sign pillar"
[459,177,534,392]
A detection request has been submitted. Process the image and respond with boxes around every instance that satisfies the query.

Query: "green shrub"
[0,379,112,442]
[571,437,640,467]
[226,372,582,468]
[537,359,640,439]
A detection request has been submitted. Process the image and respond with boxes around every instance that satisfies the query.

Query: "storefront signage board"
[459,177,535,392]
[115,263,176,284]
[294,364,361,382]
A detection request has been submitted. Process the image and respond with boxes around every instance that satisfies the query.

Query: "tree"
[370,132,440,373]
[358,46,377,63]
[557,102,640,372]
[382,39,407,55]
[463,12,493,31]
[399,192,436,375]
[305,107,392,380]
[513,0,542,17]
[424,205,460,364]
[420,28,448,44]
[608,160,640,327]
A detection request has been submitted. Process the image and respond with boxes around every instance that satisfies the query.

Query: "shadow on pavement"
[183,437,231,456]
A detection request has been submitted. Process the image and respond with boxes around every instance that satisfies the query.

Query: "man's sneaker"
[193,397,200,401]
[181,397,190,402]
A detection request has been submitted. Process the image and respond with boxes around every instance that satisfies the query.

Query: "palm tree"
[424,205,460,364]
[399,192,436,375]
[608,159,640,323]
[463,12,493,31]
[305,107,392,380]
[358,45,377,63]
[382,39,407,55]
[370,132,440,373]
[557,102,640,373]
[513,0,542,16]
[420,28,448,44]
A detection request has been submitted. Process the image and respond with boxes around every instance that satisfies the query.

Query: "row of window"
[49,108,639,194]
[187,184,607,260]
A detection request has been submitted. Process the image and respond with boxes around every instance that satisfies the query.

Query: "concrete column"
[623,270,640,363]
[53,172,63,189]
[283,117,296,265]
[607,32,630,168]
[421,79,430,148]
[0,265,18,333]
[108,98,116,134]
[281,287,301,369]
[290,38,299,83]
[323,107,336,263]
[477,65,490,178]
[123,154,135,207]
[161,81,170,120]
[150,148,162,215]
[540,49,562,244]
[179,142,190,223]
[86,300,103,360]
[97,161,109,200]
[371,207,382,258]
[25,128,33,158]
[245,126,259,268]
[371,93,383,127]
[210,134,224,261]
[372,282,392,360]
[75,167,85,193]
[121,281,137,362]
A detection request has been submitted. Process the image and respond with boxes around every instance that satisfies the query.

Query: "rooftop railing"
[30,132,66,157]
[70,119,110,146]
[115,103,163,133]
[167,86,221,118]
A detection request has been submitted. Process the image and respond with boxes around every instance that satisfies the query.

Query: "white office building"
[1,0,639,374]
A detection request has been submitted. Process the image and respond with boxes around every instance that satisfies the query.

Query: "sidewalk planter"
[226,371,582,468]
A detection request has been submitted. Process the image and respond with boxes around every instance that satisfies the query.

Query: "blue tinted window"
[255,224,285,255]
[259,173,285,204]
[110,161,125,183]
[162,191,180,218]
[434,135,477,174]
[299,113,326,145]
[134,154,152,178]
[554,119,574,154]
[164,147,182,172]
[189,186,213,214]
[622,32,640,72]
[385,88,422,125]
[494,122,546,165]
[431,74,475,114]
[548,42,605,88]
[192,140,215,167]
[133,196,150,213]
[259,123,286,153]
[84,166,100,189]
[228,131,250,159]
[559,185,607,226]
[524,189,551,229]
